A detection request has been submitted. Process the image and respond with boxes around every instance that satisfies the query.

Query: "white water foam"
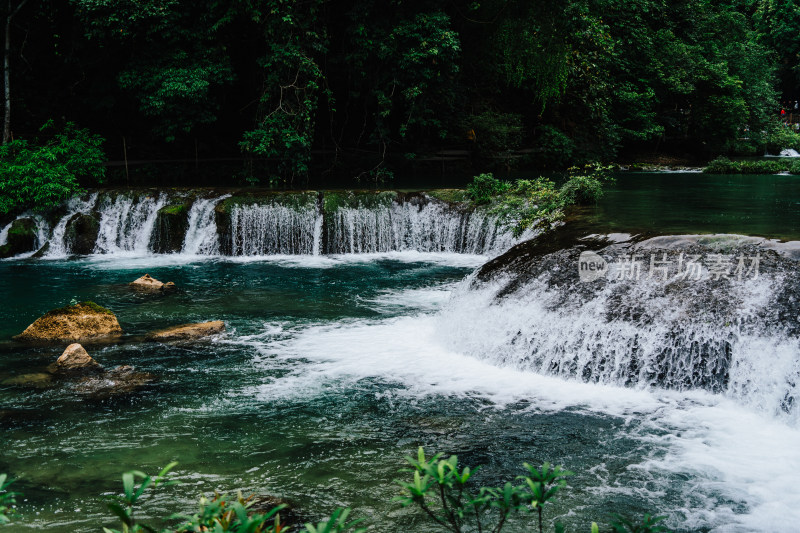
[94,193,167,254]
[182,194,231,255]
[0,220,12,246]
[225,280,800,532]
[231,203,319,255]
[326,200,519,255]
[45,193,99,257]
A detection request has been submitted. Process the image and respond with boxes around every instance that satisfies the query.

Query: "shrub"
[0,121,106,215]
[467,164,612,237]
[0,474,18,524]
[0,453,670,533]
[704,157,791,174]
[466,173,510,205]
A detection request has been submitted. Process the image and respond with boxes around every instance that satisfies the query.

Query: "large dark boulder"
[150,203,191,253]
[0,218,37,258]
[64,213,100,255]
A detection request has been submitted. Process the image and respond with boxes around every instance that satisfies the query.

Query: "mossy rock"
[150,202,192,253]
[0,217,37,258]
[322,190,397,213]
[14,301,121,342]
[64,213,100,255]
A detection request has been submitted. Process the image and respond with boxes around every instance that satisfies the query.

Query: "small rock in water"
[54,343,99,371]
[130,274,176,292]
[146,321,225,342]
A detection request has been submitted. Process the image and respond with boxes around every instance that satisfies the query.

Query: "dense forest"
[0,0,797,186]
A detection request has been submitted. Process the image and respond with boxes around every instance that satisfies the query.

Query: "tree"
[3,0,31,143]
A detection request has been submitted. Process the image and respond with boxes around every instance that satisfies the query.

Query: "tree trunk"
[4,0,12,144]
[3,0,30,144]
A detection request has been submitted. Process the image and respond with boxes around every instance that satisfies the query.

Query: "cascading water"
[11,190,519,258]
[182,194,231,255]
[230,201,321,256]
[94,192,167,254]
[440,233,800,423]
[325,197,518,255]
[45,193,99,257]
[0,220,11,246]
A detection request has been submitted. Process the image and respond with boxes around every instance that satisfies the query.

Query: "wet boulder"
[130,274,176,292]
[150,203,191,254]
[50,343,100,373]
[146,320,225,342]
[0,217,37,258]
[64,213,100,255]
[14,302,122,342]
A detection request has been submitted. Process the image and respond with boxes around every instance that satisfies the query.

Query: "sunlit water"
[1,251,798,532]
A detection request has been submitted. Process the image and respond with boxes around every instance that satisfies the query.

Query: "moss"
[216,191,318,214]
[8,219,35,237]
[160,204,189,216]
[43,301,115,318]
[80,301,115,315]
[323,191,396,212]
[425,189,469,204]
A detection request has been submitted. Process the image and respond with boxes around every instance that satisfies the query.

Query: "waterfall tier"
[441,231,800,420]
[5,189,517,258]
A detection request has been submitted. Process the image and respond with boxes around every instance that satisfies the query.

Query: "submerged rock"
[146,320,225,342]
[75,365,155,398]
[14,302,122,342]
[130,273,176,292]
[64,213,100,255]
[0,372,54,388]
[0,217,37,258]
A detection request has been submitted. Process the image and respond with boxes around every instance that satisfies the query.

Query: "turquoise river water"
[1,172,800,532]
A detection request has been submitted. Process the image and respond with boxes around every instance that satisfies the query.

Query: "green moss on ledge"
[425,189,469,204]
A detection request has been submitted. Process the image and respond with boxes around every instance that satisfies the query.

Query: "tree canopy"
[0,0,792,184]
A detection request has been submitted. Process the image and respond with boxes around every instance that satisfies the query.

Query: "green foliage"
[704,156,790,174]
[0,474,19,524]
[535,126,576,169]
[470,112,524,158]
[560,164,614,205]
[103,462,179,533]
[609,512,670,533]
[395,446,532,533]
[118,51,235,142]
[173,492,288,533]
[0,122,106,215]
[0,456,669,533]
[303,508,366,533]
[466,173,510,205]
[467,165,611,236]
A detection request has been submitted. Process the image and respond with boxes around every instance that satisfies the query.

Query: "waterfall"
[94,192,167,254]
[182,194,231,255]
[0,221,11,246]
[325,199,517,255]
[230,202,319,255]
[5,189,519,258]
[46,193,99,257]
[439,234,800,422]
